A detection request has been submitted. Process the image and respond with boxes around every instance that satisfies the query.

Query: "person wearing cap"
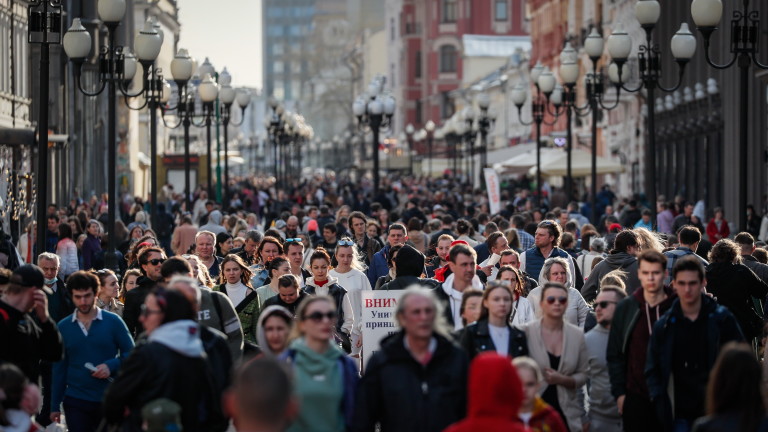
[0,264,64,383]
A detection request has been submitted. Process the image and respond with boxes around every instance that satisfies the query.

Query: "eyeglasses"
[147,258,166,266]
[595,301,617,309]
[338,240,355,246]
[140,304,163,317]
[545,296,568,305]
[285,238,302,243]
[303,311,337,322]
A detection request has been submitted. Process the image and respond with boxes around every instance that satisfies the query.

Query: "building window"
[441,92,455,119]
[495,0,508,21]
[415,100,423,124]
[415,51,422,78]
[441,0,457,23]
[390,18,396,41]
[439,45,457,73]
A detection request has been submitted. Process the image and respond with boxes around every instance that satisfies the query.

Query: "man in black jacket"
[0,264,63,383]
[353,288,468,432]
[123,246,166,338]
[646,256,744,430]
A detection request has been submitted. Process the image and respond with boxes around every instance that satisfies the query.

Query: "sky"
[177,0,263,89]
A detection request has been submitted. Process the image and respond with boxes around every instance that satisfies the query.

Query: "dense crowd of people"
[2,173,768,432]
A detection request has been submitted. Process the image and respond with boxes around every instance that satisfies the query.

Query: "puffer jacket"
[443,352,527,432]
[352,331,469,432]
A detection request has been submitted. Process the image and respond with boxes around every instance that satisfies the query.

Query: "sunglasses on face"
[338,240,355,246]
[595,301,617,309]
[545,296,568,305]
[147,258,166,266]
[285,238,302,243]
[303,311,337,322]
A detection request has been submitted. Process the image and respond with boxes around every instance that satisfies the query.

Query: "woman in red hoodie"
[512,356,568,432]
[444,352,527,432]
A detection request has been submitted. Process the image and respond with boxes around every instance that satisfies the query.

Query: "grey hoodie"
[148,320,205,357]
[256,305,294,357]
[199,210,227,235]
[581,251,640,302]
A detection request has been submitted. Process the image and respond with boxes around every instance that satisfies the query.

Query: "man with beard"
[50,271,134,431]
[585,286,626,432]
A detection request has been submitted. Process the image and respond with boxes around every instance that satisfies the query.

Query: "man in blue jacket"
[367,223,407,287]
[50,271,134,431]
[645,256,744,432]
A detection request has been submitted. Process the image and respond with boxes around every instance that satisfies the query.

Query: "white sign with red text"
[361,290,406,367]
[484,168,501,215]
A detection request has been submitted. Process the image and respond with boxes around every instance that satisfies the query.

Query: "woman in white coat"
[529,257,591,328]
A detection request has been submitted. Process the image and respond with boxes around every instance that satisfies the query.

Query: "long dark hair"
[706,342,766,430]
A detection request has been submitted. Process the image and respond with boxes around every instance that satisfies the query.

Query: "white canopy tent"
[527,148,625,176]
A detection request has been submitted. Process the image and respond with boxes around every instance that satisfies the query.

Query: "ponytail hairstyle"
[310,247,332,267]
[266,256,290,280]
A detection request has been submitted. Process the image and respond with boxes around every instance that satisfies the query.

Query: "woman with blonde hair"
[522,282,588,432]
[634,227,665,252]
[282,295,358,432]
[94,269,124,316]
[529,257,590,327]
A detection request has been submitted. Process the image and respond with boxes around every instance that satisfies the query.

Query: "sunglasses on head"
[285,238,302,243]
[338,240,355,246]
[595,300,617,309]
[546,296,568,305]
[147,258,166,266]
[303,311,337,322]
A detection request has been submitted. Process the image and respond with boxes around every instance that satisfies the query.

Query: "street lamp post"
[353,76,395,196]
[608,0,696,223]
[63,3,162,269]
[217,69,250,207]
[28,0,62,259]
[425,120,436,177]
[690,0,764,231]
[511,62,558,208]
[405,123,415,175]
[475,92,495,176]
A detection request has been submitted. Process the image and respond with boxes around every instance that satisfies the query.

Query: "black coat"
[459,319,528,360]
[706,262,768,339]
[353,331,468,432]
[103,338,224,432]
[379,276,439,291]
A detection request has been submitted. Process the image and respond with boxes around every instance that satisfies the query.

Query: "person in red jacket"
[444,352,527,432]
[706,207,730,244]
[513,356,568,432]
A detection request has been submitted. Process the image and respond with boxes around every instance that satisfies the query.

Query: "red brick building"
[392,0,528,130]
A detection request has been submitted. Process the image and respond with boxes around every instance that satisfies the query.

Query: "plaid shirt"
[519,230,535,251]
[663,247,708,284]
